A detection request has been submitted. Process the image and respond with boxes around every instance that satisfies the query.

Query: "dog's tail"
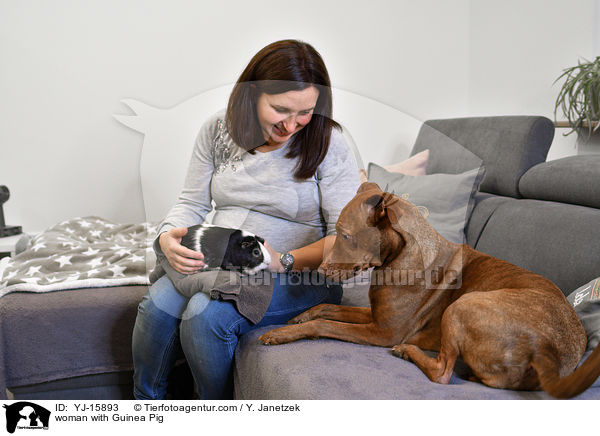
[533,342,600,399]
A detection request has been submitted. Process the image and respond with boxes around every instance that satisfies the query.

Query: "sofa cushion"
[472,199,600,295]
[465,193,514,247]
[410,116,554,198]
[519,155,600,209]
[234,326,600,399]
[235,276,600,400]
[235,274,600,400]
[367,164,485,243]
[358,149,429,184]
[0,285,147,394]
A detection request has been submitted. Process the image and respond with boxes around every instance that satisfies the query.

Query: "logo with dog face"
[2,402,50,433]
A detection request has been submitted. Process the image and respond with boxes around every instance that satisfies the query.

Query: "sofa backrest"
[411,116,554,198]
[467,193,600,295]
[410,116,600,296]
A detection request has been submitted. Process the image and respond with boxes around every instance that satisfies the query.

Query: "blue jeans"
[132,272,342,400]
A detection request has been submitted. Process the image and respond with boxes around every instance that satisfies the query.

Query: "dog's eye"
[342,233,351,240]
[252,248,261,257]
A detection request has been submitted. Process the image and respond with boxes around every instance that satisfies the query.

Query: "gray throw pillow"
[567,278,600,351]
[367,163,485,243]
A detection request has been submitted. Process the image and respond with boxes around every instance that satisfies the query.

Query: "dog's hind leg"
[392,342,459,384]
[391,303,462,384]
[288,304,372,324]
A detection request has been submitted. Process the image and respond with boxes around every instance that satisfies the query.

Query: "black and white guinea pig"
[180,224,271,275]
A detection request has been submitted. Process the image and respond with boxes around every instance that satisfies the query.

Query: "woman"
[132,39,360,399]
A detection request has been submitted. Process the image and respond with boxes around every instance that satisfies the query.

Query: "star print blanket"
[0,216,157,298]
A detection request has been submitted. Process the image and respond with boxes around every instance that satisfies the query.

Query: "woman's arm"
[157,115,218,236]
[155,113,222,274]
[265,234,336,273]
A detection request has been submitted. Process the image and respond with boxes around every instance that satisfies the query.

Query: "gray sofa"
[2,115,599,400]
[234,116,600,400]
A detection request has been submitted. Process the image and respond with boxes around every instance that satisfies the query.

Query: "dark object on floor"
[0,186,22,238]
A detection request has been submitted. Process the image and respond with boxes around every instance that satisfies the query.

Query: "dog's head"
[319,182,439,282]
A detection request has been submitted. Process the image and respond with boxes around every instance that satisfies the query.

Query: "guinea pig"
[180,224,271,275]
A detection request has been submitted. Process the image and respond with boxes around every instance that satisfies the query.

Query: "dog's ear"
[365,194,386,225]
[365,192,404,228]
[382,192,401,225]
[357,181,382,194]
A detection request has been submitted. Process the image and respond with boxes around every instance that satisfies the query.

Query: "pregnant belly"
[211,208,325,253]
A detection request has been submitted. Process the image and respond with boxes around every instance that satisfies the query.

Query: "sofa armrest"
[519,155,600,209]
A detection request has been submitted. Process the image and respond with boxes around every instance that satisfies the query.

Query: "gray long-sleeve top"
[158,110,360,253]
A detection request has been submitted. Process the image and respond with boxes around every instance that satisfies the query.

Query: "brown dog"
[259,182,600,398]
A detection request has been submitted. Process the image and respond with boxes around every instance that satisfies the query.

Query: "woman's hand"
[263,240,284,273]
[159,227,205,274]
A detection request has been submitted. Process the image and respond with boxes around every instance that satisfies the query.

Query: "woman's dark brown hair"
[226,39,340,180]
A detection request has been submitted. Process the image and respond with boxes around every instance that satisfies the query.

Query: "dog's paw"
[391,344,414,362]
[287,304,330,324]
[258,329,290,345]
[287,311,313,325]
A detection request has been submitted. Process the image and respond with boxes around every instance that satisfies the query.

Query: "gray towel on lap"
[149,254,273,324]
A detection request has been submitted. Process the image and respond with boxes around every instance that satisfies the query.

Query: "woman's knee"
[142,275,189,319]
[181,297,247,340]
[181,293,211,321]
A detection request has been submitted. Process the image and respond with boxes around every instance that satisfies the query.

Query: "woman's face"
[255,86,320,147]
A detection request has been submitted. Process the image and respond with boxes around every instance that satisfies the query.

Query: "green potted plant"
[554,56,600,139]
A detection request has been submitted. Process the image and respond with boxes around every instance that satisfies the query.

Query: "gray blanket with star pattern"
[0,216,156,298]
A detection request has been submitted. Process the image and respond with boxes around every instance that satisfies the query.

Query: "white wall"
[0,0,595,232]
[468,0,595,160]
